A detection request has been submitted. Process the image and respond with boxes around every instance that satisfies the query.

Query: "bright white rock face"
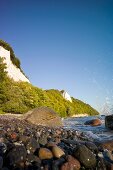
[0,46,30,82]
[62,91,72,102]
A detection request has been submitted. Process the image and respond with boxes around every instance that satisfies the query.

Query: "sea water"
[63,115,113,141]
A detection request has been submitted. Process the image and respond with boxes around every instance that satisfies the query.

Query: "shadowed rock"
[84,118,102,126]
[23,107,63,127]
[105,115,113,129]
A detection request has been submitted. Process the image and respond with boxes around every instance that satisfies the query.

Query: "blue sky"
[0,0,113,112]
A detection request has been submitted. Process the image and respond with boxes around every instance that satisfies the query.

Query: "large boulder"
[105,115,113,129]
[23,107,63,127]
[84,118,102,126]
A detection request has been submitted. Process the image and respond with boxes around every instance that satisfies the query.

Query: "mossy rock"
[23,107,63,127]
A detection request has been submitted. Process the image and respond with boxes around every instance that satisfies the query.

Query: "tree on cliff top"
[0,39,20,69]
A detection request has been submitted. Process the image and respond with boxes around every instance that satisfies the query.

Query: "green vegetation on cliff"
[0,57,99,116]
[0,41,99,117]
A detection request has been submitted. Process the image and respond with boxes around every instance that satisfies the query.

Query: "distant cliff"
[0,40,29,82]
[61,90,72,102]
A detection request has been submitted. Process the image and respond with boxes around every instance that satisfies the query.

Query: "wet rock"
[0,137,5,143]
[85,141,98,153]
[67,155,80,170]
[5,142,14,152]
[46,141,56,148]
[42,159,53,169]
[52,146,65,158]
[60,162,70,170]
[103,150,113,163]
[6,144,27,166]
[39,134,48,146]
[39,148,53,160]
[26,154,41,163]
[81,131,100,141]
[56,129,62,135]
[61,159,80,170]
[99,140,113,152]
[62,139,78,146]
[73,144,96,168]
[0,143,7,156]
[2,167,9,170]
[52,158,65,170]
[105,161,113,170]
[105,115,113,129]
[0,156,3,169]
[96,157,107,170]
[19,135,29,145]
[10,132,18,142]
[84,118,102,126]
[26,137,39,153]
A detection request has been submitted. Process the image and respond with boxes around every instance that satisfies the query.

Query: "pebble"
[52,146,65,158]
[0,115,110,169]
[0,156,3,168]
[26,137,39,153]
[67,155,80,170]
[39,148,53,160]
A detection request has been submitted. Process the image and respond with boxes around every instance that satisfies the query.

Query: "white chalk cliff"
[0,46,30,82]
[61,90,72,102]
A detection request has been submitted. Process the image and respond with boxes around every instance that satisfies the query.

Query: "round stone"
[67,155,81,170]
[52,146,65,158]
[39,148,53,160]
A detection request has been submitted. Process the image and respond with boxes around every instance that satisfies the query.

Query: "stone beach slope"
[0,113,113,169]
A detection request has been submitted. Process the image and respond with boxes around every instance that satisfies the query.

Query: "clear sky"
[0,0,113,112]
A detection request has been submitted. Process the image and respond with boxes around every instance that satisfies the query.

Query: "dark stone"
[2,167,9,170]
[73,144,96,168]
[19,135,29,145]
[105,115,113,129]
[0,156,3,169]
[84,119,102,126]
[52,158,65,170]
[6,144,27,166]
[26,154,41,163]
[85,141,98,153]
[39,133,49,146]
[0,143,7,156]
[96,157,107,170]
[26,137,39,154]
[103,150,113,163]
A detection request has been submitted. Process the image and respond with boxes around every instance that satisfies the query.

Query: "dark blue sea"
[63,115,113,141]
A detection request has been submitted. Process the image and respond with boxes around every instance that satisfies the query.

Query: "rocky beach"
[0,114,112,170]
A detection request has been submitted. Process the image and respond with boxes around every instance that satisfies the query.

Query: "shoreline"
[70,113,88,117]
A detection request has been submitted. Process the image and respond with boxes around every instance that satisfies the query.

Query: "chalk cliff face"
[61,90,72,102]
[0,46,30,82]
